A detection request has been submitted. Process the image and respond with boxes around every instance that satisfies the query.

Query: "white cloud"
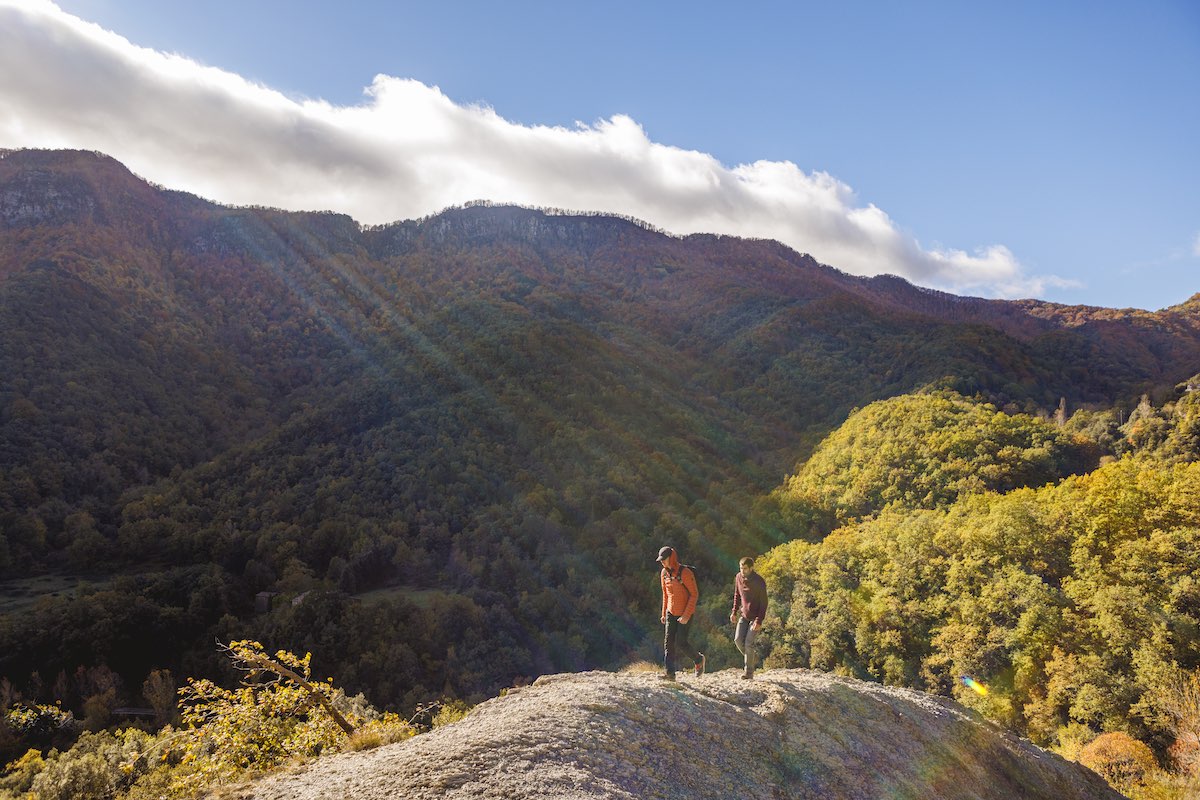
[0,0,1066,298]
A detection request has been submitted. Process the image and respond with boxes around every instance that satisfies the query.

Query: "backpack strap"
[675,565,694,606]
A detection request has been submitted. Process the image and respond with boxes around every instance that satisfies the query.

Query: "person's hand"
[751,619,762,631]
[680,616,691,625]
[730,612,737,624]
[661,615,667,625]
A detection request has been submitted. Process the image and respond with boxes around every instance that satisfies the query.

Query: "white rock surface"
[236,668,1121,800]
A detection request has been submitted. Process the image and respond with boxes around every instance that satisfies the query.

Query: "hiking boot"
[741,670,754,680]
[694,653,705,677]
[659,671,677,681]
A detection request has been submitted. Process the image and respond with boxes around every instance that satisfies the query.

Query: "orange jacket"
[660,551,698,619]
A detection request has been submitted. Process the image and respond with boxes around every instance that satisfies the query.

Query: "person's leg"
[743,624,759,677]
[676,618,703,671]
[734,617,748,656]
[663,615,679,676]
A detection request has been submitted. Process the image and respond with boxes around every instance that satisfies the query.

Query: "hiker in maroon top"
[657,546,704,680]
[730,556,768,679]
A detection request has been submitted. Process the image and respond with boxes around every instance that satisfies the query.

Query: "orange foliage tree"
[1078,732,1157,791]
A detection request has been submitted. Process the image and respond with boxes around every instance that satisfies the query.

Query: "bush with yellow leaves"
[1079,732,1158,792]
[5,641,423,799]
[159,640,354,789]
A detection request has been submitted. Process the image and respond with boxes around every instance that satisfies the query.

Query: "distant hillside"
[2,148,1200,717]
[244,669,1122,800]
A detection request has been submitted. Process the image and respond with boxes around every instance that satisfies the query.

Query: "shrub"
[1053,722,1099,762]
[122,763,207,800]
[343,714,416,752]
[431,700,472,728]
[0,748,45,796]
[3,704,79,754]
[29,751,114,800]
[20,729,155,800]
[153,640,360,793]
[1079,732,1158,791]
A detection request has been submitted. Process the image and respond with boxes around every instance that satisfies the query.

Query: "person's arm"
[682,567,699,621]
[660,570,668,622]
[731,575,742,622]
[752,574,768,628]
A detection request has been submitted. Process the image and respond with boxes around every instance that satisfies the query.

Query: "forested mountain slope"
[2,148,1199,721]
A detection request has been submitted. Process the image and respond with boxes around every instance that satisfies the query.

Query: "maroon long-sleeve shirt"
[732,570,768,625]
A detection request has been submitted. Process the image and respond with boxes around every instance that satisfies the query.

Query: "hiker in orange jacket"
[657,546,704,680]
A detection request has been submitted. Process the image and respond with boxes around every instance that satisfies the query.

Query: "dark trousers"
[664,613,702,674]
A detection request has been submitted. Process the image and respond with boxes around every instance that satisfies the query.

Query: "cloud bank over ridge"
[0,0,1067,298]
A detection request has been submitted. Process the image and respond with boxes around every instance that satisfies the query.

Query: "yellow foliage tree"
[1162,670,1200,776]
[157,640,391,793]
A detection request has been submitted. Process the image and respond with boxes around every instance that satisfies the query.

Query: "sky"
[1,1,1197,309]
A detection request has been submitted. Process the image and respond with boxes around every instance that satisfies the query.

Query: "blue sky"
[3,0,1198,309]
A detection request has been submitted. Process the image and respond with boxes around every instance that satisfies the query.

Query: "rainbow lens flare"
[959,675,989,696]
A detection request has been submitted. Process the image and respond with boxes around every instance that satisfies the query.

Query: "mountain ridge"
[5,148,1195,316]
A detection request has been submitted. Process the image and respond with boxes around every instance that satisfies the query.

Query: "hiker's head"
[657,546,677,569]
[739,557,754,576]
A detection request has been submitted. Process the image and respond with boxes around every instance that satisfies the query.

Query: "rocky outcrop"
[241,669,1120,800]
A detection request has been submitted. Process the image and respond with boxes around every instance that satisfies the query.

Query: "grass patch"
[0,573,96,615]
[353,585,457,609]
[619,660,662,675]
